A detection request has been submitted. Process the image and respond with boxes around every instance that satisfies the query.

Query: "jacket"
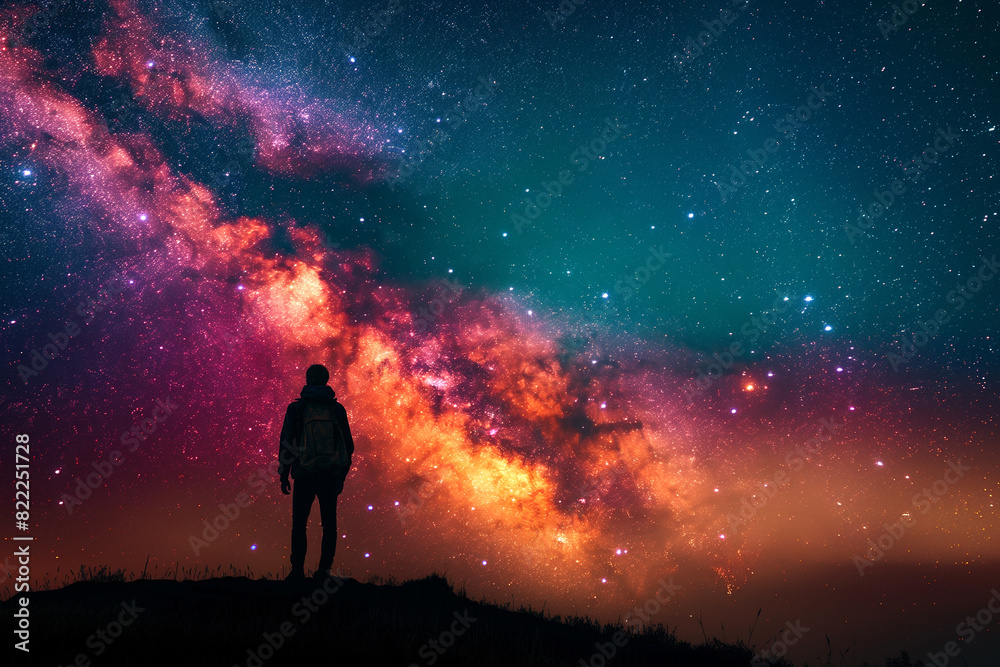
[278,384,355,480]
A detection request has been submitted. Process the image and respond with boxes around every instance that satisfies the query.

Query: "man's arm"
[338,403,355,468]
[278,403,299,481]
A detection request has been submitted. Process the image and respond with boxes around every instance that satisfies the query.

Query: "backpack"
[296,401,350,474]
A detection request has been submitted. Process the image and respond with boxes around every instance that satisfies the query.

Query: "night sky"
[2,0,1000,663]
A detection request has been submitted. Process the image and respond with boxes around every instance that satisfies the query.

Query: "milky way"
[3,1,1000,664]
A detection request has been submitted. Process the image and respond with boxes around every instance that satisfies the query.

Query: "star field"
[2,0,1000,664]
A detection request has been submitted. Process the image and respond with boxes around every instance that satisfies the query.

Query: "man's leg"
[315,479,341,574]
[290,476,317,576]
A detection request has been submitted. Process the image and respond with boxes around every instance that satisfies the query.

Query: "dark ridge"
[2,572,796,667]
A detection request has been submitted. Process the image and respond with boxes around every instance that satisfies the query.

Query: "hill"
[1,569,800,667]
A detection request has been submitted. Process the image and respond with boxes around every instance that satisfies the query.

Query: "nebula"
[2,2,998,663]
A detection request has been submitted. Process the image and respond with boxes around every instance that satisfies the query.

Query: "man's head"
[305,364,329,386]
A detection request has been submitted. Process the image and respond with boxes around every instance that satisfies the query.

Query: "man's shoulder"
[289,398,343,412]
[287,396,345,413]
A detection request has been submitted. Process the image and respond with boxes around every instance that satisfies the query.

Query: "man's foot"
[285,568,305,582]
[312,567,334,581]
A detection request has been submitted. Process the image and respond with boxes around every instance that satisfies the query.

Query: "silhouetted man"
[279,364,354,581]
